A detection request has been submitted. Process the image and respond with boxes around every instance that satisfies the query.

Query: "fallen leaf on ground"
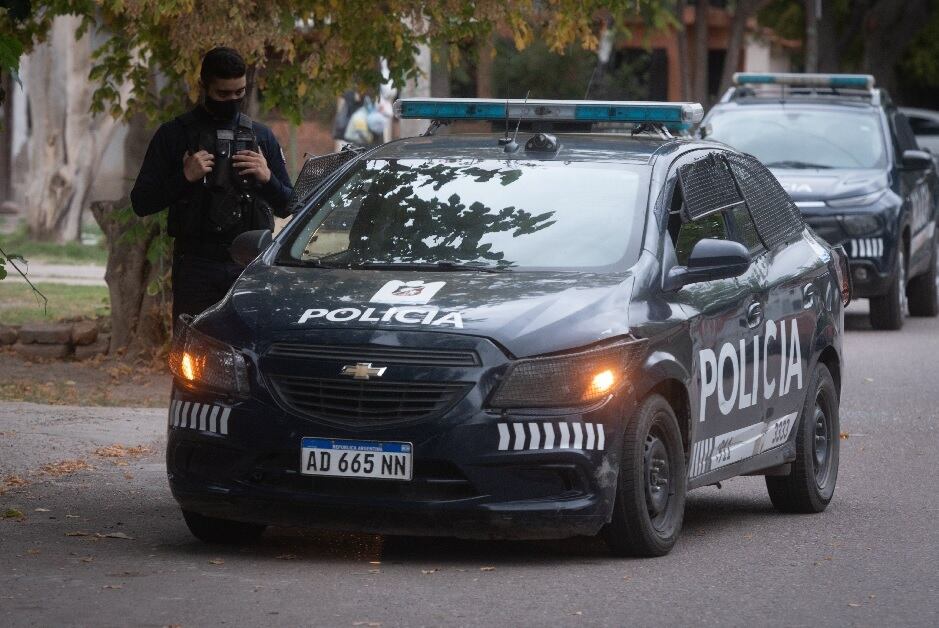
[93,444,153,459]
[65,531,91,537]
[368,569,380,574]
[34,507,50,512]
[99,532,134,540]
[275,554,296,560]
[102,584,123,590]
[80,557,94,563]
[848,603,861,608]
[26,548,40,555]
[840,432,850,440]
[65,514,80,518]
[572,611,583,616]
[208,558,225,565]
[40,459,91,477]
[480,566,496,572]
[3,475,28,488]
[3,508,24,519]
[421,568,438,574]
[369,561,381,565]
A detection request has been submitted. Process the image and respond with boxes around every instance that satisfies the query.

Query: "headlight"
[168,318,250,396]
[488,338,646,409]
[839,213,883,236]
[827,189,886,208]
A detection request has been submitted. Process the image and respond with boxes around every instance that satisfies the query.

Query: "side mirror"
[665,238,751,291]
[902,149,932,171]
[230,229,272,266]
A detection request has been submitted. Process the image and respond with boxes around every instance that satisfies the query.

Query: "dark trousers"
[172,253,243,331]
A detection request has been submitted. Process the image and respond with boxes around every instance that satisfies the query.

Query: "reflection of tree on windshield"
[328,160,556,266]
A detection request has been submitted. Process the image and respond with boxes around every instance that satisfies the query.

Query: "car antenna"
[501,90,529,153]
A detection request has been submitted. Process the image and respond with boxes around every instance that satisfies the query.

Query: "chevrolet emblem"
[340,362,387,380]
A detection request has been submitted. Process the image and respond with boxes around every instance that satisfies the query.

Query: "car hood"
[770,168,888,202]
[221,265,635,358]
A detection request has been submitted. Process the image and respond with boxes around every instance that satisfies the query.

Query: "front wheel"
[602,394,687,557]
[765,363,839,513]
[869,247,907,330]
[182,509,266,545]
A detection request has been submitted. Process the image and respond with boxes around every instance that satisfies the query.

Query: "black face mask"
[203,95,244,120]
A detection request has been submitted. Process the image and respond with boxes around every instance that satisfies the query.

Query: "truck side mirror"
[230,229,272,266]
[902,149,932,171]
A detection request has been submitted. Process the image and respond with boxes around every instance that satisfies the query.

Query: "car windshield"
[705,107,886,169]
[282,158,648,272]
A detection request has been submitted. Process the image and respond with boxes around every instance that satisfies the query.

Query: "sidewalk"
[4,262,107,286]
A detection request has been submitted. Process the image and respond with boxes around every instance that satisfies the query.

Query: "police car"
[166,98,849,557]
[700,73,939,329]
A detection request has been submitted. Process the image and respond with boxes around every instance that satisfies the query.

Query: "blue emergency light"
[733,72,875,89]
[394,98,705,125]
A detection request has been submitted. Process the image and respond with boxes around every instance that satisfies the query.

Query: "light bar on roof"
[733,72,875,89]
[394,98,705,125]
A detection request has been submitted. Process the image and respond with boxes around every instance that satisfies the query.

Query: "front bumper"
[166,385,631,540]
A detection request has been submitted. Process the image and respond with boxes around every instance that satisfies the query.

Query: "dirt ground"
[0,348,171,408]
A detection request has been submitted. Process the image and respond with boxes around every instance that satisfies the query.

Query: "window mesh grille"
[726,153,804,249]
[677,154,744,220]
[285,148,363,216]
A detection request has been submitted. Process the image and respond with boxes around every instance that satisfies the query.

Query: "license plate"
[300,438,413,481]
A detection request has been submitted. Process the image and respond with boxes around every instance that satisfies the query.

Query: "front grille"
[268,375,470,424]
[267,343,479,367]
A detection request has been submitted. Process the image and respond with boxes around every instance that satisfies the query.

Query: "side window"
[908,115,939,137]
[891,111,920,152]
[675,212,728,265]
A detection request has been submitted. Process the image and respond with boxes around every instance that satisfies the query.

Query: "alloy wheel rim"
[812,395,833,488]
[644,432,671,521]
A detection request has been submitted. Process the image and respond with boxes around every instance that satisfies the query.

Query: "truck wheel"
[869,247,907,330]
[907,238,938,317]
[182,509,266,545]
[766,363,839,513]
[603,394,686,557]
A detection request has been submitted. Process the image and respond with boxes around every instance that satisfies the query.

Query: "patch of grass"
[0,225,107,266]
[0,282,110,325]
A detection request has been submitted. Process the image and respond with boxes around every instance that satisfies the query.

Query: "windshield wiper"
[355,261,510,273]
[764,160,833,169]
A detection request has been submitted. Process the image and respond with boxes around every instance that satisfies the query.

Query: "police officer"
[131,47,293,328]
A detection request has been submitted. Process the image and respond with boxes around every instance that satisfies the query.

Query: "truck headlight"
[839,213,883,236]
[827,189,886,208]
[488,338,646,409]
[168,318,250,396]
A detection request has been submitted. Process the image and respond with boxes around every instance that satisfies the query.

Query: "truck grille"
[268,375,470,424]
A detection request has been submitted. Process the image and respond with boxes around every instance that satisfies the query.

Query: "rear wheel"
[603,394,686,557]
[907,238,938,317]
[870,247,907,330]
[765,363,839,513]
[182,509,266,545]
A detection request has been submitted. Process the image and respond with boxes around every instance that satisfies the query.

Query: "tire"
[765,363,839,513]
[869,246,907,330]
[182,509,266,545]
[907,238,938,317]
[602,394,687,557]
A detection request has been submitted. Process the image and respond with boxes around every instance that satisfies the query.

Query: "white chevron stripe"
[219,407,231,435]
[209,405,221,433]
[559,423,571,448]
[181,402,192,428]
[543,423,555,449]
[585,423,595,450]
[497,423,510,451]
[528,423,541,450]
[512,422,525,451]
[877,239,883,256]
[572,423,584,449]
[596,424,605,451]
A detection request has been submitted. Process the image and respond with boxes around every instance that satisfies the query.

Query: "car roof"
[709,98,879,113]
[366,132,713,165]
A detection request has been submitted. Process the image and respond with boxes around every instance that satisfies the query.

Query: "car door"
[666,152,768,481]
[726,152,824,439]
[890,110,935,276]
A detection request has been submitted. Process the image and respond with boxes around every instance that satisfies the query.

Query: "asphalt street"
[1,301,938,627]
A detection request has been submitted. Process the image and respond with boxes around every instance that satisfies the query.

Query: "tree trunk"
[90,197,170,359]
[718,1,771,97]
[21,16,127,243]
[693,0,709,106]
[817,0,841,73]
[804,0,820,72]
[675,1,692,101]
[476,33,494,99]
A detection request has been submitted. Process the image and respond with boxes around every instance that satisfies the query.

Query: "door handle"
[803,284,817,309]
[746,301,764,329]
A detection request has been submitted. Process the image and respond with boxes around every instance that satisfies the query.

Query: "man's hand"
[183,150,215,182]
[233,148,271,184]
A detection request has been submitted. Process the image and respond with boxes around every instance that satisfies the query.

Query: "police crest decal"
[370,280,446,305]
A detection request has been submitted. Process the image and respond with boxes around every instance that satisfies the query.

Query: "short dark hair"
[200,47,246,85]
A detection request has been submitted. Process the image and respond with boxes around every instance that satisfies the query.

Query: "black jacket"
[130,107,294,221]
